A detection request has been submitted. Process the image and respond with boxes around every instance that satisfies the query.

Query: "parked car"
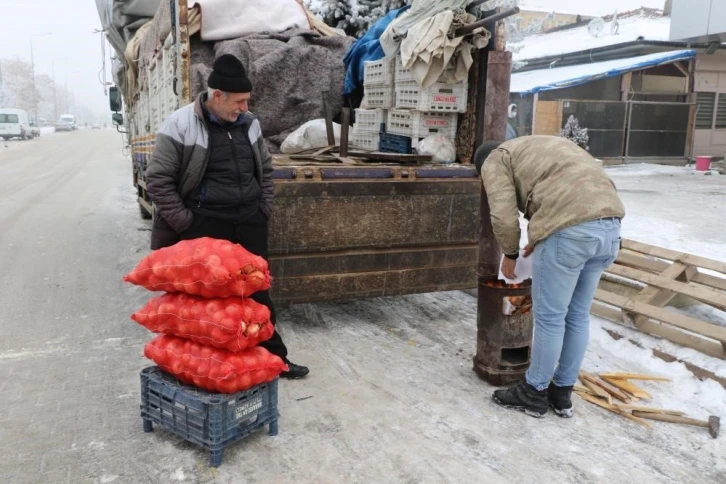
[55,122,73,132]
[29,121,41,138]
[91,123,101,130]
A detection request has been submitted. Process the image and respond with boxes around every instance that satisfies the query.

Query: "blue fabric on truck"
[342,6,411,96]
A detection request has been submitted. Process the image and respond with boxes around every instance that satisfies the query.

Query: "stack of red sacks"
[124,237,288,393]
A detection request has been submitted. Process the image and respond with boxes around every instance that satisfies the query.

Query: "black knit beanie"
[474,141,503,175]
[208,54,252,93]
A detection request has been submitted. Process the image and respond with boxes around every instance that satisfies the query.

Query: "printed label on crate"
[433,94,458,104]
[234,396,263,421]
[423,119,451,127]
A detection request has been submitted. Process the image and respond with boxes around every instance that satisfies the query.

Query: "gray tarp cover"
[191,29,354,152]
[95,0,162,91]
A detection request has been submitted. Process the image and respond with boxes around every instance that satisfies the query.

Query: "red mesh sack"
[123,237,271,298]
[144,335,288,393]
[131,293,275,352]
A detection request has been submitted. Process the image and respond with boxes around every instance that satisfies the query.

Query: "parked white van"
[0,108,35,140]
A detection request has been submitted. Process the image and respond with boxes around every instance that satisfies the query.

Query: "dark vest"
[186,113,262,221]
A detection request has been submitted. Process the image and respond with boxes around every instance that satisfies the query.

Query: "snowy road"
[0,132,723,483]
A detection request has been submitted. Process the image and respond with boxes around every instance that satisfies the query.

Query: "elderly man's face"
[211,91,251,122]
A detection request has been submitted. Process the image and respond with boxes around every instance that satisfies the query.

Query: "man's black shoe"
[492,381,548,418]
[548,384,574,418]
[280,361,309,379]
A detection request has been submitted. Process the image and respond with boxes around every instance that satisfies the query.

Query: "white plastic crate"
[354,108,386,133]
[364,84,395,109]
[350,129,380,151]
[395,81,468,113]
[363,57,395,86]
[394,56,415,84]
[387,109,458,140]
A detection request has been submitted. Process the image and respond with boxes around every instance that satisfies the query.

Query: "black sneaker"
[280,360,309,379]
[548,384,574,418]
[492,382,548,418]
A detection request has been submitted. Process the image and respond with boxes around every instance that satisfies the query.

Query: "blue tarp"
[510,49,697,95]
[342,6,411,96]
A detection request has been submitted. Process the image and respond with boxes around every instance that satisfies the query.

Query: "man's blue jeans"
[525,218,622,390]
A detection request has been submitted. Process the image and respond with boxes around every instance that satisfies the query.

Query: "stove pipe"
[473,38,533,386]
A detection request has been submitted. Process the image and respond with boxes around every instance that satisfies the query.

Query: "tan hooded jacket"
[481,136,626,256]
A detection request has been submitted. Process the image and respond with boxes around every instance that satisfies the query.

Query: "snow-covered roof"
[510,49,696,94]
[513,12,672,62]
[519,0,666,17]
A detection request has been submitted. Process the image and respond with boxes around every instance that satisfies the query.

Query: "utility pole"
[29,32,51,123]
[52,57,67,123]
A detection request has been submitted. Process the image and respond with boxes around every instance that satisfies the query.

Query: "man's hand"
[523,244,535,257]
[501,256,517,280]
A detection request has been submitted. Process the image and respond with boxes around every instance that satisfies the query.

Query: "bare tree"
[0,58,38,113]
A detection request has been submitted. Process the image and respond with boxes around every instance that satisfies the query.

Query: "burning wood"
[481,280,533,316]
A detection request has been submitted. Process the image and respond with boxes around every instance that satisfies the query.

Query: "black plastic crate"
[379,132,413,154]
[140,366,279,467]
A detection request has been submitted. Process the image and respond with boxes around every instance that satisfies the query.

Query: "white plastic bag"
[280,119,341,154]
[498,249,533,285]
[417,134,456,163]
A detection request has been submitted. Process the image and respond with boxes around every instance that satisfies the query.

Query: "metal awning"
[510,49,697,95]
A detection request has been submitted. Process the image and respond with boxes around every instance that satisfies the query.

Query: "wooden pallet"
[593,239,726,360]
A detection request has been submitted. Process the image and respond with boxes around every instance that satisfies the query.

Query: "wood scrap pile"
[575,371,673,428]
[593,239,726,360]
[576,371,721,438]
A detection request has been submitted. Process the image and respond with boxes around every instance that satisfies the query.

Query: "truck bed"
[125,1,481,305]
[268,157,480,304]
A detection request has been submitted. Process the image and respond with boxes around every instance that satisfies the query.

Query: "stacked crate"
[352,57,396,150]
[383,56,467,153]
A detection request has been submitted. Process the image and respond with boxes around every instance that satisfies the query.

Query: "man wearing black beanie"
[146,54,309,379]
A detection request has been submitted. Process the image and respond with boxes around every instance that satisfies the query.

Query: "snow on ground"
[39,126,55,136]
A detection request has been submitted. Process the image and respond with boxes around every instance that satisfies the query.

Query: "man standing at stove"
[474,135,625,418]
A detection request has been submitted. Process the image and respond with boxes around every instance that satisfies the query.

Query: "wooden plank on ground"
[602,377,652,399]
[581,372,632,402]
[613,251,726,291]
[630,262,693,329]
[608,264,726,310]
[575,391,652,428]
[592,301,726,360]
[594,290,726,343]
[598,373,671,382]
[580,373,612,404]
[614,405,685,416]
[622,239,726,275]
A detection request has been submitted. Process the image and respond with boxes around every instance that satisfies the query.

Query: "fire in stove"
[482,279,533,316]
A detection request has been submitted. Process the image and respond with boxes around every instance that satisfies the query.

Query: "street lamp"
[52,57,68,123]
[29,32,51,123]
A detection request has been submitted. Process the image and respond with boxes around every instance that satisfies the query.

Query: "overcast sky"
[0,0,112,117]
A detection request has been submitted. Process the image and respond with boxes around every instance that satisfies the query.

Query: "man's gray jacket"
[146,94,274,250]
